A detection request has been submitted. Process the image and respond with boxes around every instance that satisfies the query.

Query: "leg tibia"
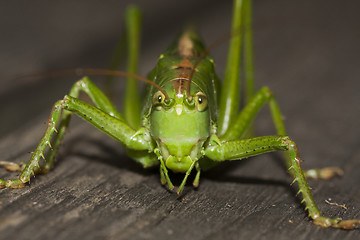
[0,99,64,188]
[43,77,125,171]
[221,87,286,141]
[21,100,64,182]
[285,138,360,229]
[69,77,123,120]
[204,135,360,229]
[217,0,243,136]
[1,93,151,189]
[123,6,141,129]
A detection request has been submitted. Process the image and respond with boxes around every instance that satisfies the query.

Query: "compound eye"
[152,91,165,106]
[195,92,208,111]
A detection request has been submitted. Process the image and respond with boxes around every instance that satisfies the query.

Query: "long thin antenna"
[19,68,170,101]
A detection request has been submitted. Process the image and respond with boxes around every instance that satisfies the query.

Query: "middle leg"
[220,86,342,179]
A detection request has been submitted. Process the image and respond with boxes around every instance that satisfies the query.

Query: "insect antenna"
[18,68,170,101]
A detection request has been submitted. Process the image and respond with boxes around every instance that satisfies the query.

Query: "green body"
[1,0,359,230]
[138,31,218,172]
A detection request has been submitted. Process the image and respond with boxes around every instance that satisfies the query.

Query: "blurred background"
[0,0,359,140]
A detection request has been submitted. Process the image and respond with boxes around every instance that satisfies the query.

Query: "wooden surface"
[0,1,360,239]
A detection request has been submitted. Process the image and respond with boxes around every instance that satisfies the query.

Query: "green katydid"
[0,0,359,230]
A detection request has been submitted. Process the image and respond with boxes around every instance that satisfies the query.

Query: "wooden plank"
[0,1,359,239]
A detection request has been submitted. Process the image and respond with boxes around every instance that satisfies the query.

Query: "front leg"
[0,95,153,189]
[204,135,360,229]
